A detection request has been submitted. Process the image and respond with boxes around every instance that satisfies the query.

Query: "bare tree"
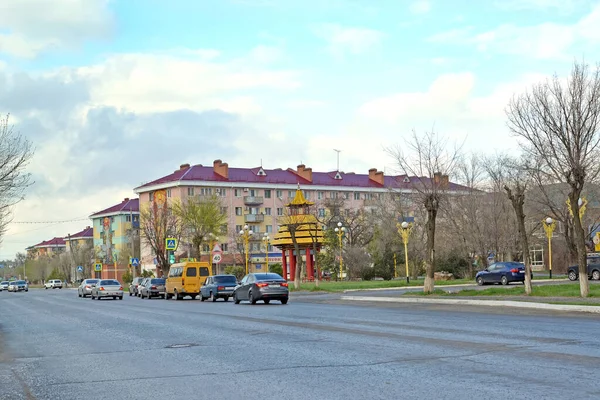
[506,60,600,297]
[140,199,182,276]
[0,114,34,246]
[277,209,305,289]
[388,130,461,293]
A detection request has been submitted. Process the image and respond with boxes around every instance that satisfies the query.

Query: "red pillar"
[290,251,296,282]
[282,249,288,280]
[306,248,314,280]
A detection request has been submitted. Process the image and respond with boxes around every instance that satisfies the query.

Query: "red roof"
[65,226,93,240]
[90,198,139,218]
[35,237,66,248]
[134,164,467,191]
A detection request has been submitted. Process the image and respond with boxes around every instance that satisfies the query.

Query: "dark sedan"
[201,274,238,302]
[476,262,528,286]
[233,273,289,305]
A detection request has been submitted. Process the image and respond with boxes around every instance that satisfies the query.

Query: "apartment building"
[133,159,462,272]
[25,237,66,260]
[64,226,94,252]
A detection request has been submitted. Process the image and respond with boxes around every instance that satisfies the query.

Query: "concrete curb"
[341,279,570,294]
[340,295,600,314]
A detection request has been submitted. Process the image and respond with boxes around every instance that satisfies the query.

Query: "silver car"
[0,281,8,291]
[8,280,28,292]
[78,279,100,298]
[90,279,124,300]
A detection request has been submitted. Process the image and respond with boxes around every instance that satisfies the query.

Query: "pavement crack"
[11,369,37,399]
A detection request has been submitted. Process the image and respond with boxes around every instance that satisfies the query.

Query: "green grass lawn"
[289,278,475,292]
[409,284,600,298]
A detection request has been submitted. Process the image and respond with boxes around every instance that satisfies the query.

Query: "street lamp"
[542,217,556,279]
[334,222,346,280]
[204,233,218,273]
[263,233,270,273]
[398,221,413,283]
[239,225,253,275]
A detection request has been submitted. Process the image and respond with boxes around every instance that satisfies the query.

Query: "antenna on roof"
[333,149,341,171]
[260,158,263,167]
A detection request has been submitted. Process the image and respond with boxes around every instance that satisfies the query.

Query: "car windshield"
[214,276,237,283]
[100,280,120,286]
[150,279,165,284]
[1,281,8,285]
[254,273,283,281]
[17,280,26,284]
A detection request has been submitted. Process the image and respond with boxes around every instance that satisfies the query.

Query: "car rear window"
[254,273,283,280]
[186,267,197,277]
[87,280,98,284]
[100,280,120,286]
[214,276,237,283]
[151,279,165,284]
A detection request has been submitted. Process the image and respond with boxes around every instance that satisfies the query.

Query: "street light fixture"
[204,233,219,272]
[239,225,253,275]
[334,222,346,280]
[542,217,556,279]
[263,233,270,273]
[398,221,413,283]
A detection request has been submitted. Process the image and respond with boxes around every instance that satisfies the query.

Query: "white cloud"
[314,23,385,56]
[428,3,600,59]
[0,0,113,58]
[494,0,593,13]
[410,0,431,14]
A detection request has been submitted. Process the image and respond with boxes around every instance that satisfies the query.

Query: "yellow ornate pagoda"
[272,185,324,281]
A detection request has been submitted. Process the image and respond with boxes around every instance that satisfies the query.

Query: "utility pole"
[333,149,341,171]
[130,209,136,279]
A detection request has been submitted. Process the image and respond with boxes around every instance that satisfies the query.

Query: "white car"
[90,279,124,300]
[0,281,8,291]
[44,279,63,289]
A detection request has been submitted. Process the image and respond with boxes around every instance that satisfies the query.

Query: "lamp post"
[204,233,218,273]
[393,253,397,279]
[542,217,556,279]
[239,225,253,275]
[398,221,413,283]
[263,233,270,273]
[334,222,346,280]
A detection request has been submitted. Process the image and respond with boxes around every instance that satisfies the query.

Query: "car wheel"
[281,298,288,305]
[45,287,48,290]
[147,293,151,300]
[501,276,508,285]
[129,291,132,296]
[78,291,81,298]
[568,271,578,281]
[200,295,205,301]
[264,299,270,305]
[119,296,123,300]
[91,294,95,299]
[234,292,240,304]
[476,276,484,286]
[223,296,229,302]
[113,296,116,300]
[249,290,257,305]
[592,270,600,281]
[211,292,217,302]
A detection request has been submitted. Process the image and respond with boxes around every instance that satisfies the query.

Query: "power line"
[10,217,90,224]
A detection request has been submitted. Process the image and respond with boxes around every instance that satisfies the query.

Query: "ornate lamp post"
[398,221,413,283]
[239,225,253,275]
[334,222,346,280]
[263,233,270,273]
[204,233,218,272]
[542,217,556,279]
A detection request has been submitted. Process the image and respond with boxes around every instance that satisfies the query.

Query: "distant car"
[90,279,124,300]
[476,262,529,286]
[139,278,166,299]
[44,279,63,289]
[0,281,8,291]
[77,279,99,298]
[8,280,28,292]
[201,275,238,302]
[567,254,600,281]
[136,278,149,297]
[129,277,145,297]
[233,273,289,305]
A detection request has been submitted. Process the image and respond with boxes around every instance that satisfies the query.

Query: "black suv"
[567,253,600,281]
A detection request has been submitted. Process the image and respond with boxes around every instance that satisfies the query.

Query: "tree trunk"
[313,242,320,288]
[564,221,578,264]
[293,244,303,290]
[423,197,437,294]
[569,191,590,297]
[505,185,532,295]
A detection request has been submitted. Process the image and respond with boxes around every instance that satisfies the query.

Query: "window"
[250,189,259,196]
[317,191,324,200]
[149,192,154,202]
[378,193,384,200]
[188,187,194,196]
[133,215,139,222]
[248,207,259,215]
[354,192,360,200]
[214,275,237,283]
[251,243,261,251]
[530,245,544,268]
[220,224,227,234]
[266,225,273,233]
[186,267,197,277]
[265,207,272,215]
[221,243,228,252]
[126,215,131,222]
[235,189,241,197]
[220,207,228,215]
[219,188,227,197]
[235,207,242,216]
[276,190,283,198]
[303,190,310,199]
[288,190,294,198]
[264,189,271,198]
[237,243,244,252]
[343,192,349,199]
[167,189,172,198]
[200,188,212,196]
[253,225,261,233]
[330,191,337,199]
[318,208,325,217]
[277,208,283,216]
[202,244,210,252]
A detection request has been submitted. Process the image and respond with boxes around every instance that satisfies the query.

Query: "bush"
[122,270,133,284]
[225,266,245,280]
[140,270,155,278]
[269,263,283,277]
[47,267,66,281]
[437,252,472,279]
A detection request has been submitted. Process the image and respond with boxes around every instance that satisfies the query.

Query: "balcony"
[245,214,265,223]
[244,196,263,205]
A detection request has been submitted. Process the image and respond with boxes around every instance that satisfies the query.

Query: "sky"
[0,0,599,259]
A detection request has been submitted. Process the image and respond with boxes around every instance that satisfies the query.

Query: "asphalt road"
[1,289,599,400]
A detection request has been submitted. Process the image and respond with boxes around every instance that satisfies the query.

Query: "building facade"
[64,226,94,252]
[26,237,66,260]
[134,159,462,273]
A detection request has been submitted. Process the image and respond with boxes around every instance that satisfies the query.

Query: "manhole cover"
[166,343,198,349]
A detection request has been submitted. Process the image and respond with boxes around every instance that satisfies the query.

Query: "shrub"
[437,252,472,279]
[225,266,245,280]
[269,263,283,277]
[122,270,133,284]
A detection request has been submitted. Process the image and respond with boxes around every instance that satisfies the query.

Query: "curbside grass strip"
[341,279,569,293]
[340,295,600,314]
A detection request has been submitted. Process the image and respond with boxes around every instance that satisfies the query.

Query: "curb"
[341,279,570,294]
[340,295,600,314]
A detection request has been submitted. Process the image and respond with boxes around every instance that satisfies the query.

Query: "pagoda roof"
[286,186,314,207]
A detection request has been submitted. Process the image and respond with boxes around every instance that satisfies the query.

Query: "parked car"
[129,277,145,297]
[0,281,8,291]
[77,279,99,298]
[233,273,289,305]
[567,254,600,281]
[139,278,166,299]
[136,278,148,297]
[476,262,529,286]
[8,280,28,292]
[44,279,63,289]
[90,279,124,300]
[200,274,238,302]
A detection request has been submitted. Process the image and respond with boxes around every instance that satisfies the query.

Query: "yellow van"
[165,261,212,300]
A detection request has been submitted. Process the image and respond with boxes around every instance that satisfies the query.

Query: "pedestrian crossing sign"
[94,263,102,272]
[165,238,178,250]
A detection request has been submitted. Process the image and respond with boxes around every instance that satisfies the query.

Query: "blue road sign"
[0,264,4,269]
[77,266,83,272]
[131,258,140,267]
[165,238,177,250]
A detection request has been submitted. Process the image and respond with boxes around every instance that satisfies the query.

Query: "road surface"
[0,289,598,399]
